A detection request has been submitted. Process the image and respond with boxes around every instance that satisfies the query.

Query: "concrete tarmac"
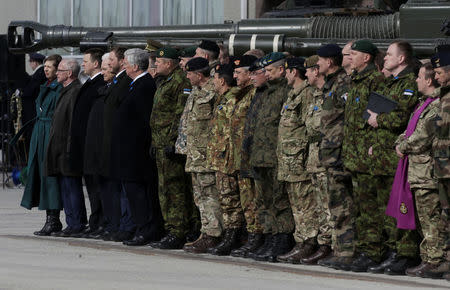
[0,186,448,290]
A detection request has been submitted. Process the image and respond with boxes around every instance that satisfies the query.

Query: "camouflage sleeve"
[168,80,191,145]
[397,105,439,155]
[175,92,193,154]
[377,82,418,131]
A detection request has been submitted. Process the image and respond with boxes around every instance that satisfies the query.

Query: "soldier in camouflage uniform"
[365,41,420,275]
[424,51,450,280]
[391,63,444,277]
[343,40,419,273]
[207,63,246,256]
[307,44,355,268]
[250,52,295,263]
[299,55,333,265]
[242,59,271,259]
[275,57,319,264]
[179,57,224,254]
[227,55,266,258]
[149,47,193,249]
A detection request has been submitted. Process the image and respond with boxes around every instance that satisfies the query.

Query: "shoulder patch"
[183,88,191,94]
[403,89,414,96]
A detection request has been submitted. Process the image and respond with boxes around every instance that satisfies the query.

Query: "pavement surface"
[0,186,449,290]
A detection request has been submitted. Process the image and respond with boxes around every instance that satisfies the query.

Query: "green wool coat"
[21,80,63,210]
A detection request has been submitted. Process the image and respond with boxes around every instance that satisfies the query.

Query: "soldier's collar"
[393,65,414,80]
[292,79,308,95]
[324,67,344,90]
[352,63,376,80]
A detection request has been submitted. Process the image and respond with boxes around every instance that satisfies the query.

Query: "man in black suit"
[110,48,163,246]
[21,53,47,151]
[69,48,106,236]
[91,47,136,242]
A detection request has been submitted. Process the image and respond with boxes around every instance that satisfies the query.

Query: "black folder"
[362,92,398,120]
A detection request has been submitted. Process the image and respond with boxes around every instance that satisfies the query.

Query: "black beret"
[317,44,342,58]
[215,63,234,78]
[29,53,45,62]
[198,40,220,56]
[285,57,305,70]
[249,58,264,72]
[185,57,210,72]
[233,55,257,68]
[431,51,450,68]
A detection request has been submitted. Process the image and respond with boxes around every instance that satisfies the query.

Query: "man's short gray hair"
[124,48,149,71]
[102,52,110,62]
[64,58,80,78]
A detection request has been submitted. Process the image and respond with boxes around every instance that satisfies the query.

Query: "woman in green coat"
[20,54,64,236]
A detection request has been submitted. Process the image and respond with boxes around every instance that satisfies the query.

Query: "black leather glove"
[163,145,176,158]
[149,146,157,160]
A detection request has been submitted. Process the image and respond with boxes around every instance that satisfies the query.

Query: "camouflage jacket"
[240,85,267,177]
[277,80,311,182]
[150,67,191,148]
[433,85,450,178]
[229,85,255,175]
[396,92,440,189]
[305,84,326,173]
[207,86,242,174]
[185,78,216,172]
[342,63,387,174]
[319,68,351,168]
[250,78,289,168]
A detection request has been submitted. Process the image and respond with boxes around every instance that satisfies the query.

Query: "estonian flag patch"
[403,89,414,96]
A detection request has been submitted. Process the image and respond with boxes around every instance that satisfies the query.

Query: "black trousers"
[84,174,105,229]
[122,180,163,240]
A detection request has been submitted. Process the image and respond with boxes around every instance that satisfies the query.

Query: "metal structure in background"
[6,1,450,57]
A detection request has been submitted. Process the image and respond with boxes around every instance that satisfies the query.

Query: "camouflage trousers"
[352,173,419,262]
[413,188,445,264]
[311,171,332,246]
[156,150,192,238]
[327,167,354,257]
[215,171,244,229]
[437,179,450,262]
[253,167,294,235]
[285,180,317,244]
[191,172,223,237]
[238,176,264,234]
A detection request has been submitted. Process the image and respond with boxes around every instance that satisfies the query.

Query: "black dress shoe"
[86,228,105,239]
[367,251,397,274]
[72,226,98,238]
[112,231,134,242]
[123,235,150,246]
[350,253,378,272]
[384,257,419,276]
[101,231,116,241]
[51,227,73,237]
[151,233,185,250]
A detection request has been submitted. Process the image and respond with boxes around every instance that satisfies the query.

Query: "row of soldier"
[19,38,450,280]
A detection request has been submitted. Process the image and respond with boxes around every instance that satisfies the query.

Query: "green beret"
[304,55,319,68]
[156,47,179,59]
[285,57,305,70]
[261,52,286,67]
[180,46,197,58]
[351,40,378,56]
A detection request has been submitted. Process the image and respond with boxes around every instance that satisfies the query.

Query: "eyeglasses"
[56,69,70,72]
[251,70,265,75]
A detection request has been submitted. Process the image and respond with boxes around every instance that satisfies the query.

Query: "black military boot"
[349,253,378,272]
[230,233,264,258]
[249,234,272,260]
[207,229,240,256]
[367,250,397,274]
[34,210,62,236]
[255,233,294,263]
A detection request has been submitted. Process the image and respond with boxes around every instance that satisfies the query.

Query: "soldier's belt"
[308,135,322,143]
